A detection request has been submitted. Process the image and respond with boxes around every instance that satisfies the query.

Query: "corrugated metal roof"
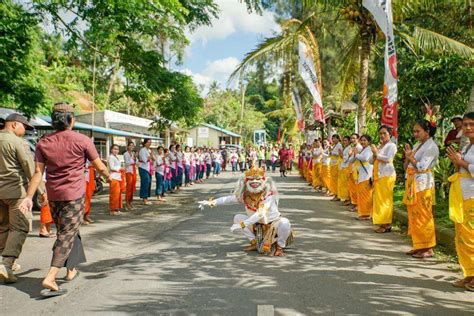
[199,123,241,138]
[0,108,50,127]
[39,116,162,140]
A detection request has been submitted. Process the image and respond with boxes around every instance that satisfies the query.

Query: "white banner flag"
[291,88,305,131]
[363,0,399,137]
[298,40,325,124]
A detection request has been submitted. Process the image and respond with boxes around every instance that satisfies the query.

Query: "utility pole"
[239,76,246,135]
[91,47,97,143]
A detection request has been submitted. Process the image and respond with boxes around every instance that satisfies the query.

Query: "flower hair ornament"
[422,99,439,128]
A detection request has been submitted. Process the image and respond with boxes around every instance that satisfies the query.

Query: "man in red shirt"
[278,144,289,177]
[20,102,111,297]
[444,115,463,147]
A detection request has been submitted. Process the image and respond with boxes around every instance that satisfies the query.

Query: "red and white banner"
[291,88,305,131]
[298,40,325,124]
[363,0,399,138]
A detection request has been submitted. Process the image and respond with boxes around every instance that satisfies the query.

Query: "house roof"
[199,123,241,138]
[39,116,162,140]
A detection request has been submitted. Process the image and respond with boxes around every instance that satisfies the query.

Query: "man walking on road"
[19,102,111,297]
[0,113,46,283]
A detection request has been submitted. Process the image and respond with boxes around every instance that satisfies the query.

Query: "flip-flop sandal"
[40,288,67,297]
[452,279,469,288]
[412,252,433,259]
[465,282,474,292]
[64,271,80,282]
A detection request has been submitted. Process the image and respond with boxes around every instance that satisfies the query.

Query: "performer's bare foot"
[244,243,257,252]
[405,249,418,255]
[452,277,473,288]
[274,246,285,257]
[412,248,434,259]
[42,278,59,291]
[84,215,94,223]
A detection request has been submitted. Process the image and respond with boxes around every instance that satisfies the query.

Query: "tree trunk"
[105,57,120,108]
[358,27,371,134]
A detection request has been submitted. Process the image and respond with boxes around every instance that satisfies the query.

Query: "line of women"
[108,140,225,215]
[299,113,474,291]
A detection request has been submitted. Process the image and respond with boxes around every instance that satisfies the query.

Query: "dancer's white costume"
[199,165,294,255]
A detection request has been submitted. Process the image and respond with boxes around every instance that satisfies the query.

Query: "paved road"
[1,172,473,315]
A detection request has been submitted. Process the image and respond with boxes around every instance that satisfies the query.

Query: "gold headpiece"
[245,165,266,178]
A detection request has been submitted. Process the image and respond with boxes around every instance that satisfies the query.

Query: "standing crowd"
[298,114,474,291]
[1,101,472,295]
[108,142,296,214]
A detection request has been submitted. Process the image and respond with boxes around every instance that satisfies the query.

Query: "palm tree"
[240,0,473,133]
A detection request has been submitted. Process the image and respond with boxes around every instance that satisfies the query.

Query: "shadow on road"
[72,173,473,315]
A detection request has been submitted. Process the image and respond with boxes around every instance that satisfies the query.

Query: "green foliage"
[434,155,455,200]
[202,88,266,145]
[397,47,473,145]
[0,1,48,116]
[1,0,218,123]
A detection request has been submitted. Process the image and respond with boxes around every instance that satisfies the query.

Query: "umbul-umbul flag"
[291,87,305,131]
[298,40,325,124]
[363,0,399,138]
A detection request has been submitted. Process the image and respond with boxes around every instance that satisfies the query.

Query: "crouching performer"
[198,165,294,256]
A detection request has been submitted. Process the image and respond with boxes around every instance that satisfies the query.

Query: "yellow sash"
[330,155,341,165]
[448,172,470,223]
[403,168,432,206]
[373,160,380,183]
[352,160,369,182]
[373,159,393,183]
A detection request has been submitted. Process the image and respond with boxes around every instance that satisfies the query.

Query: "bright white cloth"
[331,143,343,157]
[340,146,352,169]
[169,151,177,169]
[375,142,397,178]
[233,214,291,247]
[154,155,165,175]
[204,152,212,164]
[212,194,290,247]
[184,152,192,166]
[355,146,373,183]
[312,147,323,163]
[138,147,150,172]
[408,138,439,192]
[212,152,222,163]
[108,155,122,181]
[214,194,281,224]
[84,160,91,182]
[177,152,184,167]
[349,144,363,163]
[460,144,474,200]
[123,151,136,174]
[322,148,331,165]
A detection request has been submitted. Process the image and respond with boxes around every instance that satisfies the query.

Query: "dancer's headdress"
[244,165,266,178]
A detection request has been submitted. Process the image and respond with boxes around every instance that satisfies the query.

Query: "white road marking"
[257,305,275,316]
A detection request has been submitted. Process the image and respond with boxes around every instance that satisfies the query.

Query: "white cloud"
[187,0,279,45]
[182,56,240,95]
[202,57,240,82]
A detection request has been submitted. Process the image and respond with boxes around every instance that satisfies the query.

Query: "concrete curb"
[393,208,456,254]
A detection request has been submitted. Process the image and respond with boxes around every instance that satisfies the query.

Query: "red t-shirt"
[444,129,460,147]
[35,130,99,201]
[279,149,288,161]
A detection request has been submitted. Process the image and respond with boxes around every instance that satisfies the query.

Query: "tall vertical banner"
[363,0,399,138]
[291,87,305,131]
[298,40,325,124]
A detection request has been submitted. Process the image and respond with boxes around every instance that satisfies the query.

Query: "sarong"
[49,197,86,268]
